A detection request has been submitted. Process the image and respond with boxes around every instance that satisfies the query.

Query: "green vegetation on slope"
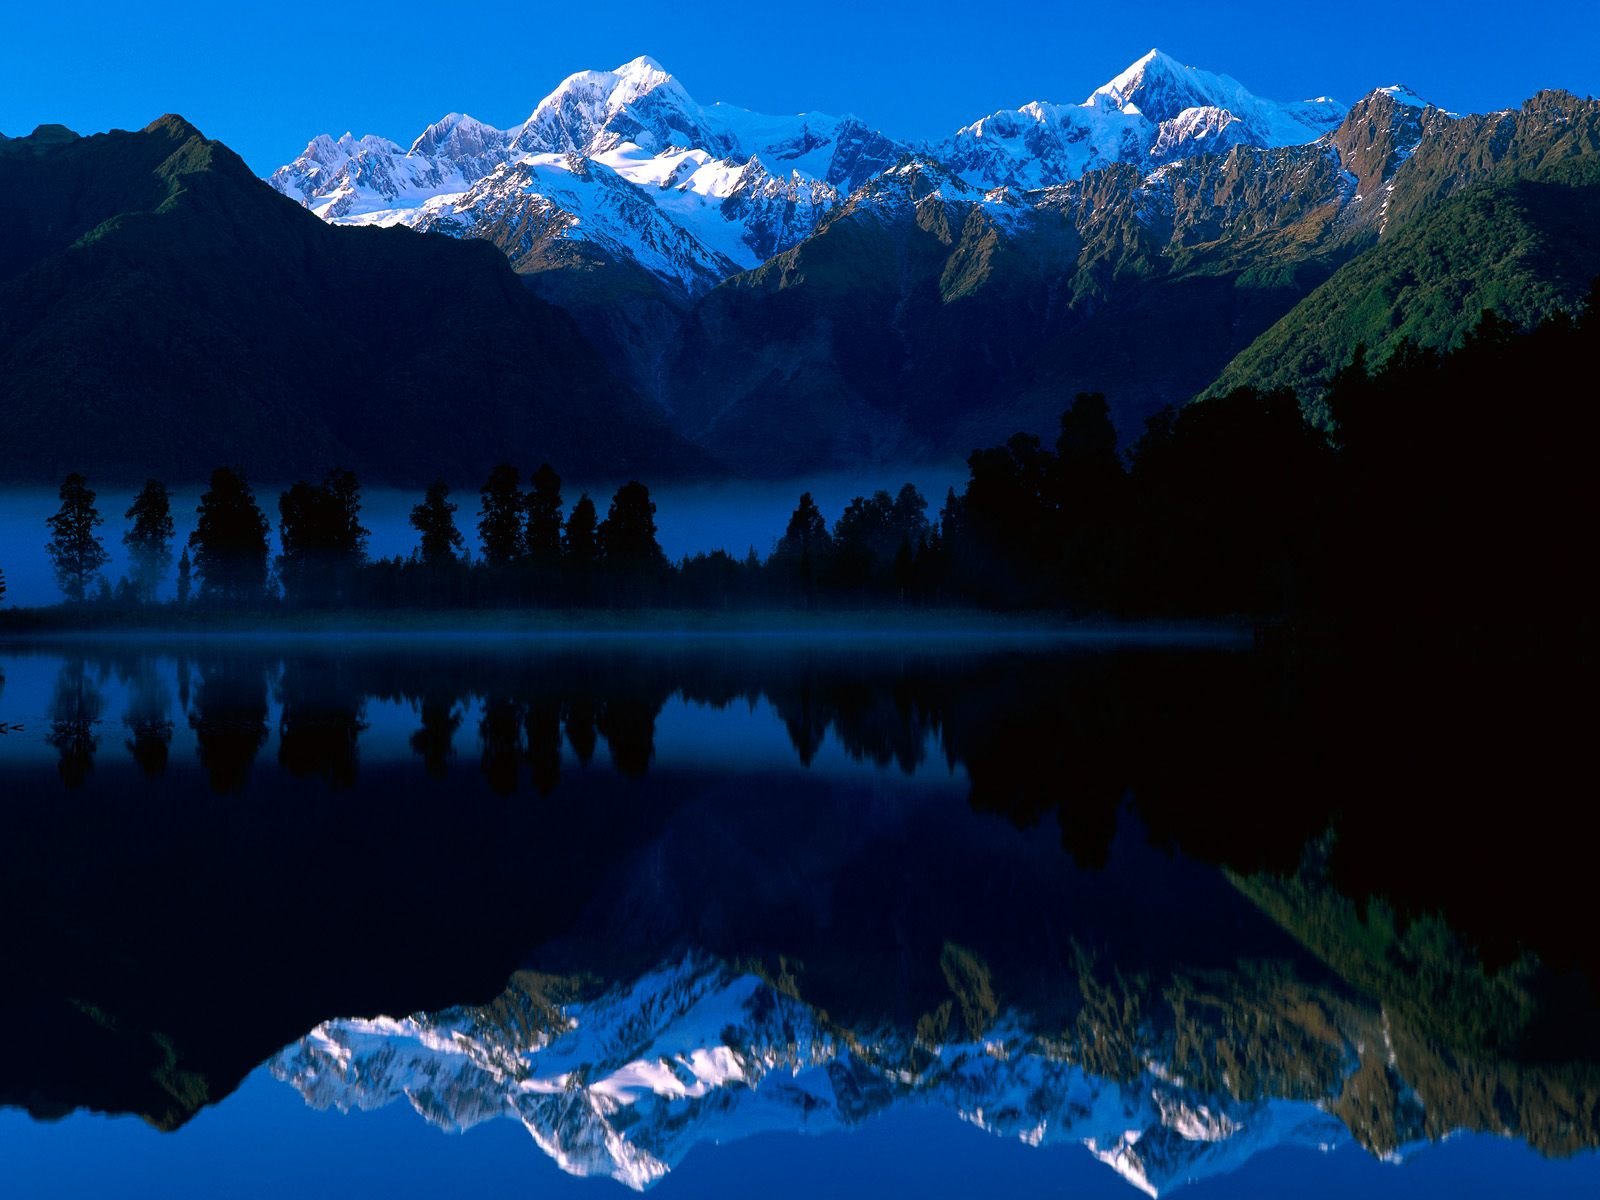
[1212,163,1600,404]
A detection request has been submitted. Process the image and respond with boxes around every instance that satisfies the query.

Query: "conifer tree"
[410,479,465,567]
[123,479,175,604]
[176,548,192,606]
[477,463,525,568]
[598,482,665,571]
[563,495,598,568]
[772,492,832,599]
[0,565,7,608]
[277,468,369,605]
[189,468,270,604]
[45,473,110,603]
[525,463,564,568]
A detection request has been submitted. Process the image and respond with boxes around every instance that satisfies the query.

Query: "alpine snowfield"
[270,50,1347,296]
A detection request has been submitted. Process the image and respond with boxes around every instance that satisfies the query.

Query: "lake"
[0,634,1595,1197]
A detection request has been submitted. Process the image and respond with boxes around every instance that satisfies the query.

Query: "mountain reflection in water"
[0,636,1595,1196]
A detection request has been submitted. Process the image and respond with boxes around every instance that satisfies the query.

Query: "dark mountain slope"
[1215,90,1600,400]
[0,117,712,486]
[660,143,1361,474]
[640,88,1600,474]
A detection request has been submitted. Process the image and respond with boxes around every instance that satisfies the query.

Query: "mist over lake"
[0,468,964,607]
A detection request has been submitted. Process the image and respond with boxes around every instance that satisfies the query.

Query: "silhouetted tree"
[122,480,175,604]
[410,479,465,568]
[890,484,931,548]
[893,537,916,600]
[525,463,564,569]
[477,463,525,568]
[771,492,832,602]
[0,566,7,607]
[564,495,599,566]
[952,434,1058,605]
[175,548,192,607]
[189,468,270,605]
[278,468,370,606]
[1129,386,1332,616]
[599,482,665,601]
[45,473,110,603]
[1054,392,1127,609]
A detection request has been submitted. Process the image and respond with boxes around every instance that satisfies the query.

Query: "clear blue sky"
[5,1,1600,175]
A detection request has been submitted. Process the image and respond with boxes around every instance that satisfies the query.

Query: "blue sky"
[5,1,1600,175]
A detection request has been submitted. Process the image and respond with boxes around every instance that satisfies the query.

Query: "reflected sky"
[1,636,1597,1197]
[2,1070,1595,1200]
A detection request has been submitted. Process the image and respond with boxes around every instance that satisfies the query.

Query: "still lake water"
[0,635,1595,1197]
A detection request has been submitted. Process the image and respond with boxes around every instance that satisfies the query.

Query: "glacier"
[268,49,1347,297]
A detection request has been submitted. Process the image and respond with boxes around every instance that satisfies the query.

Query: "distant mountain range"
[3,50,1598,483]
[267,51,1600,474]
[269,50,1346,298]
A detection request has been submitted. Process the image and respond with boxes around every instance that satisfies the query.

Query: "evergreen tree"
[564,495,599,567]
[122,479,175,604]
[893,536,915,600]
[45,473,110,603]
[525,463,564,568]
[0,565,7,607]
[598,482,664,568]
[889,483,931,550]
[189,468,271,605]
[1054,392,1126,609]
[277,468,370,606]
[477,463,525,568]
[176,548,192,606]
[832,487,926,590]
[770,492,832,602]
[410,479,465,567]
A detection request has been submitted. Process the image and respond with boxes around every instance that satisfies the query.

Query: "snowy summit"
[269,50,1348,295]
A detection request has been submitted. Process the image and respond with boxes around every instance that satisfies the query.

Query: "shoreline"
[0,605,1259,647]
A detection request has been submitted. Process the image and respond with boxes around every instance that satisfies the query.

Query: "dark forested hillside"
[594,89,1600,474]
[1215,91,1600,402]
[0,118,713,486]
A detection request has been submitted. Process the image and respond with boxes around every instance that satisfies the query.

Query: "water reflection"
[276,659,367,789]
[0,637,1595,1195]
[188,658,270,794]
[46,659,103,789]
[122,659,175,779]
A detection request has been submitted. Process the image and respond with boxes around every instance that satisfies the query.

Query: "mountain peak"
[1376,84,1433,110]
[1088,48,1203,112]
[145,113,204,142]
[514,55,699,157]
[617,54,669,77]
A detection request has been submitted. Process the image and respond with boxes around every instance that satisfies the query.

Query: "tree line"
[7,281,1596,625]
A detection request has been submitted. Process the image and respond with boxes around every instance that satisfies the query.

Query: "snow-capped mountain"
[938,49,1345,191]
[269,50,1343,296]
[269,55,907,295]
[272,953,1350,1195]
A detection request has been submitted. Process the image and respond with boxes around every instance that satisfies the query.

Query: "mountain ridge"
[0,115,714,485]
[268,49,1346,297]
